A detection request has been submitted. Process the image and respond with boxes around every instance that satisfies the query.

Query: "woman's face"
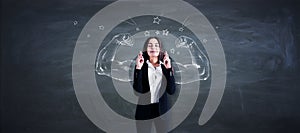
[147,38,161,58]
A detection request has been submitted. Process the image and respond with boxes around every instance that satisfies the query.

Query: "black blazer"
[133,61,176,120]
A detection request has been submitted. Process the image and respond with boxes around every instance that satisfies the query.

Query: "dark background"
[1,0,300,132]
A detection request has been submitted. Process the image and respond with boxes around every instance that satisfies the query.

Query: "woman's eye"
[148,44,159,48]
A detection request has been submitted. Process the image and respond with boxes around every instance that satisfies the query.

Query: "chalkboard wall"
[1,0,300,132]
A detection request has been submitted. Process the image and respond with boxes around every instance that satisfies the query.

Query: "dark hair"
[142,37,164,64]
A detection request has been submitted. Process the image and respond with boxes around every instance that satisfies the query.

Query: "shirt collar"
[146,60,163,68]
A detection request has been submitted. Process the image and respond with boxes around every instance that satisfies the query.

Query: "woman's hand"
[163,51,172,69]
[136,51,144,69]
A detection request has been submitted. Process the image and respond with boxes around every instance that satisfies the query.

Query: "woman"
[133,37,176,132]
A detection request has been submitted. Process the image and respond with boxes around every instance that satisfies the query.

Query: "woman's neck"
[149,57,159,67]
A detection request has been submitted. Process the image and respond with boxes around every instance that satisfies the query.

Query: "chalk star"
[153,17,161,24]
[87,34,91,38]
[73,20,78,26]
[155,30,160,35]
[98,25,104,30]
[136,27,140,31]
[179,27,184,32]
[144,31,150,36]
[162,29,169,36]
[170,48,175,54]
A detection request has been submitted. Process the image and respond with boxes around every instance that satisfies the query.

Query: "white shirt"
[147,60,163,103]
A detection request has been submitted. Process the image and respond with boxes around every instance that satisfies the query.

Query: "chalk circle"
[72,0,226,132]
